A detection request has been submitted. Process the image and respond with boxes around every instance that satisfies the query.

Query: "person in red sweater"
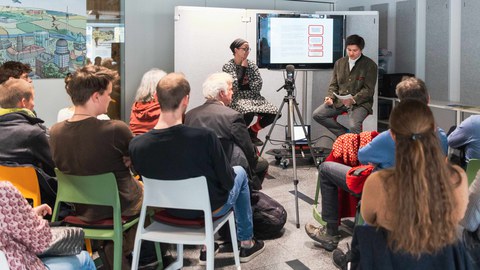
[129,68,167,135]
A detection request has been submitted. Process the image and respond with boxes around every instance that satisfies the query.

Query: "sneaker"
[198,242,220,265]
[332,248,350,270]
[304,222,340,251]
[239,239,265,263]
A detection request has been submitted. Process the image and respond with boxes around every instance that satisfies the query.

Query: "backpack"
[251,190,287,239]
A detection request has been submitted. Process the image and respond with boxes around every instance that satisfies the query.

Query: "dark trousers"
[318,161,351,225]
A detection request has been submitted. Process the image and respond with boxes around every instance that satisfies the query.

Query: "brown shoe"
[304,222,340,251]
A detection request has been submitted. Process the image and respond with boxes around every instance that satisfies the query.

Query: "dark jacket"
[350,225,473,270]
[0,109,55,176]
[0,109,57,207]
[185,99,257,175]
[328,54,378,114]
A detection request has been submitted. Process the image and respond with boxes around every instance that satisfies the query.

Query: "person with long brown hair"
[361,99,468,257]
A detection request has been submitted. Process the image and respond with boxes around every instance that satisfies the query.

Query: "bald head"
[156,73,190,112]
[395,77,429,104]
[0,78,34,110]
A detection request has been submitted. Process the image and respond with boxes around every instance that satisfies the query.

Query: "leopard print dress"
[222,59,278,115]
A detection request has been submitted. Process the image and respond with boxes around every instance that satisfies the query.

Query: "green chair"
[466,159,480,186]
[51,168,140,270]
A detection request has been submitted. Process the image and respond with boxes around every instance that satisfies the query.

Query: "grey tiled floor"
[161,156,352,270]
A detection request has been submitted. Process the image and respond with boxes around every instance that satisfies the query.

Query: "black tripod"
[259,79,319,228]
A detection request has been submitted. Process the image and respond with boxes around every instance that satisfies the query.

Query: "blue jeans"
[313,103,368,137]
[41,251,96,270]
[213,166,253,241]
[318,161,352,224]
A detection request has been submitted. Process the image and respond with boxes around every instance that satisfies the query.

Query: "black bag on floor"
[251,190,287,239]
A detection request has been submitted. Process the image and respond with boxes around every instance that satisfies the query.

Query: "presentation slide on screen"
[270,17,334,64]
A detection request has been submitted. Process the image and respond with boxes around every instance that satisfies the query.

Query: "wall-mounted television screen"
[257,13,345,70]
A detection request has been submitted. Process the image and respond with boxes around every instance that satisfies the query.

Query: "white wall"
[33,79,70,128]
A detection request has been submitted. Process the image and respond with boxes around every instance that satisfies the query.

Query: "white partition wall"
[175,6,378,149]
[174,6,310,150]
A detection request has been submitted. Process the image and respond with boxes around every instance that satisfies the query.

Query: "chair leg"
[130,238,143,270]
[114,237,123,270]
[228,214,241,269]
[154,242,163,269]
[206,238,215,270]
[85,239,93,256]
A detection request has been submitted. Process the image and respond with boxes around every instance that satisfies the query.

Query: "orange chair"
[0,165,41,207]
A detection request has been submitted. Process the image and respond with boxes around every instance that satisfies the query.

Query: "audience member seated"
[0,61,33,84]
[448,115,480,166]
[185,72,268,190]
[129,68,166,135]
[305,77,449,251]
[358,77,448,169]
[0,79,57,208]
[348,225,473,269]
[0,181,95,270]
[346,100,468,269]
[461,169,480,267]
[129,73,265,264]
[49,66,143,270]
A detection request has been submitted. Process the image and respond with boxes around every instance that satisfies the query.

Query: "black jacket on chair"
[0,110,57,206]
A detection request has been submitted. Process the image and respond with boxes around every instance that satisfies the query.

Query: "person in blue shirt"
[305,77,449,251]
[359,124,448,169]
[448,115,480,165]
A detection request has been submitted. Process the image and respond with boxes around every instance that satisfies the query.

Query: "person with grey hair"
[129,68,167,135]
[185,72,267,190]
[223,38,279,146]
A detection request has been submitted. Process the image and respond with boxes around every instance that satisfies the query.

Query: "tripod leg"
[293,101,320,167]
[288,97,301,228]
[259,97,287,156]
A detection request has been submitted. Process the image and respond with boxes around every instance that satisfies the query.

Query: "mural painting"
[0,0,86,79]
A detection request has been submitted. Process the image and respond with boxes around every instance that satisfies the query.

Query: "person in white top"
[57,106,109,122]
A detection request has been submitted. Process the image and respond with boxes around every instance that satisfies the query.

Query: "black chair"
[379,73,415,97]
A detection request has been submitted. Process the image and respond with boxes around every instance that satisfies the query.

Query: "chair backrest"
[0,165,41,207]
[142,176,210,211]
[466,159,480,186]
[141,176,212,218]
[52,168,121,222]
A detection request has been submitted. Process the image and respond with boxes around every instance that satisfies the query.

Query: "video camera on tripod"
[277,64,296,93]
[262,63,320,228]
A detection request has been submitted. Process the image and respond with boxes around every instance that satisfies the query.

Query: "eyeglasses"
[239,47,251,52]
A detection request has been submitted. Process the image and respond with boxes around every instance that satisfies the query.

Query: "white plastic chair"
[131,176,241,270]
[0,250,9,270]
